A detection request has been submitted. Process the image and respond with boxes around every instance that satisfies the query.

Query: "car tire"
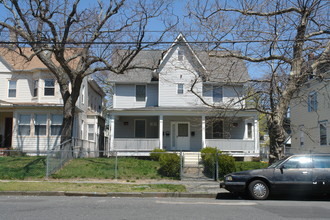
[248,180,269,200]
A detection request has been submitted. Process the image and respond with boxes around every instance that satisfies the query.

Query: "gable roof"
[0,47,80,71]
[107,34,249,83]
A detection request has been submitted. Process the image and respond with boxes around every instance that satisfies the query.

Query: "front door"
[4,117,13,147]
[171,122,190,151]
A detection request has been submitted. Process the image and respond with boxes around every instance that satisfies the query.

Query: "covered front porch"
[109,112,259,157]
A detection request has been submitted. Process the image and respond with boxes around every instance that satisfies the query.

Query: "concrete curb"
[0,191,218,198]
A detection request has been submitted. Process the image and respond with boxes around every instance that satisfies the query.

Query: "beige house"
[290,64,330,154]
[0,48,105,155]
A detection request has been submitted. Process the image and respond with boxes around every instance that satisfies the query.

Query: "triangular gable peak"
[157,33,207,75]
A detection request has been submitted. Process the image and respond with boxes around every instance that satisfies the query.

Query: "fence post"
[180,151,183,180]
[215,152,219,181]
[46,149,49,179]
[115,152,118,180]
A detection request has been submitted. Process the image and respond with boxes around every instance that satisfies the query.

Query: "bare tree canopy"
[0,0,175,142]
[188,0,330,162]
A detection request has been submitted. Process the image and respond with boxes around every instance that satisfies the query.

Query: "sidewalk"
[0,179,227,198]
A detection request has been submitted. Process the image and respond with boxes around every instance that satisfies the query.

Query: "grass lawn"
[0,156,46,179]
[0,182,186,193]
[53,157,165,180]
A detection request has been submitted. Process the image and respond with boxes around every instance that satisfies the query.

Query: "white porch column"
[254,116,259,153]
[159,115,163,150]
[202,115,206,148]
[110,115,115,152]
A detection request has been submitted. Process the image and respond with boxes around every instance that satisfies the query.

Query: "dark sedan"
[220,154,330,200]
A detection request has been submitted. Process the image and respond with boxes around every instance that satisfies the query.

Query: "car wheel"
[248,180,269,200]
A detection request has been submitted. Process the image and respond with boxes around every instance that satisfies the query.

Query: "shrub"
[200,147,235,178]
[200,147,221,176]
[218,154,236,177]
[150,148,166,161]
[158,153,180,178]
[235,161,268,172]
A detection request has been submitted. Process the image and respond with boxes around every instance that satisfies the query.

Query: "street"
[1,195,330,220]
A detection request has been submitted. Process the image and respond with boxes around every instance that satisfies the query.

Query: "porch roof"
[111,106,258,116]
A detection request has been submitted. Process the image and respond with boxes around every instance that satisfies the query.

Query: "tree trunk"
[61,95,75,144]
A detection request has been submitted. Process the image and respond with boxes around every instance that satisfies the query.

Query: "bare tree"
[188,0,330,162]
[0,0,175,143]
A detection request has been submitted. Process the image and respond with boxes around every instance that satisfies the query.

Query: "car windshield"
[268,157,288,168]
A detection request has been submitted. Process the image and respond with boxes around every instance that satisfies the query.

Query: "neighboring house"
[0,48,105,155]
[291,61,330,154]
[108,34,260,159]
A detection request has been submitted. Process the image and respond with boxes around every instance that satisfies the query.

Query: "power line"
[0,38,329,45]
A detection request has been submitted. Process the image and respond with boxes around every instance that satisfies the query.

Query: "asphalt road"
[1,195,330,220]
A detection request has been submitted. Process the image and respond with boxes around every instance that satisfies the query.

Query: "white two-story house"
[108,34,260,159]
[0,48,105,155]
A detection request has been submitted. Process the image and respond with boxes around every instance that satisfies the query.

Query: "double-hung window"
[44,79,55,96]
[320,121,327,146]
[177,83,184,94]
[18,114,31,136]
[308,91,317,112]
[136,85,146,102]
[8,80,17,97]
[33,80,38,97]
[34,114,47,136]
[213,86,223,102]
[88,124,95,141]
[51,114,63,136]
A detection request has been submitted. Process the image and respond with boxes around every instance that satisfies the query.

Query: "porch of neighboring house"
[109,114,259,158]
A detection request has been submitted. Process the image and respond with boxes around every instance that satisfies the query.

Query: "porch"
[109,114,260,157]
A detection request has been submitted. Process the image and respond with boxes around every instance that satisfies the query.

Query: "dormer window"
[178,49,183,61]
[44,79,55,96]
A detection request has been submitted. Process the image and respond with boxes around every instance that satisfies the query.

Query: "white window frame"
[44,79,55,96]
[178,49,183,61]
[34,114,47,136]
[320,121,328,146]
[33,80,38,97]
[177,83,184,94]
[88,124,95,141]
[308,91,317,112]
[50,114,63,136]
[213,85,223,102]
[81,85,85,104]
[299,125,304,147]
[8,80,17,98]
[18,114,31,136]
[136,85,146,102]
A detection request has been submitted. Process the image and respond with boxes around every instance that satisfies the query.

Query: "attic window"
[177,84,184,94]
[44,79,55,96]
[178,49,183,61]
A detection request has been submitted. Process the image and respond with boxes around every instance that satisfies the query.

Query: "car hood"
[228,168,273,176]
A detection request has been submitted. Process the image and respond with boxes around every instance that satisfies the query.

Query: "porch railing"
[205,139,255,152]
[113,138,159,151]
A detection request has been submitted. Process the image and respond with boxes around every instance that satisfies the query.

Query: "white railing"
[205,139,255,152]
[113,138,159,151]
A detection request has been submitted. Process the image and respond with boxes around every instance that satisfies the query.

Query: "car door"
[273,155,313,193]
[312,155,330,193]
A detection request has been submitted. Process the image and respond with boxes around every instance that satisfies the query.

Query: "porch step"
[183,152,202,167]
